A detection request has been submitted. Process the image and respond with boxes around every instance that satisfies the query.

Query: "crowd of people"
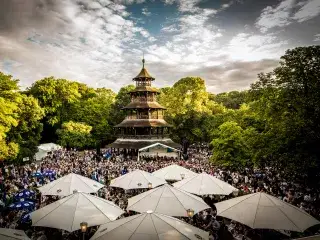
[0,145,319,240]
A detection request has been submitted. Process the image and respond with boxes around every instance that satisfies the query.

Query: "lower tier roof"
[115,119,171,127]
[106,138,181,149]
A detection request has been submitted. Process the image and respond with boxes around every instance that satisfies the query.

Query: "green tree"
[214,91,249,109]
[7,95,44,161]
[158,77,225,143]
[249,46,320,182]
[0,72,44,161]
[56,121,93,149]
[211,121,253,169]
[0,97,19,160]
[28,77,83,125]
[28,77,94,143]
[69,88,116,147]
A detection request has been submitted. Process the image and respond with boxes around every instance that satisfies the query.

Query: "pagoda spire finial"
[142,52,145,68]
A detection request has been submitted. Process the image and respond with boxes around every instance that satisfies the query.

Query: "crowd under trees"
[0,45,319,185]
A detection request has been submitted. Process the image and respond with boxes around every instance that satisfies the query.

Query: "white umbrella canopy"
[90,211,209,240]
[0,228,30,240]
[294,235,320,240]
[152,164,197,181]
[173,172,238,196]
[110,169,166,190]
[215,192,320,232]
[31,192,124,232]
[127,184,210,217]
[38,173,104,196]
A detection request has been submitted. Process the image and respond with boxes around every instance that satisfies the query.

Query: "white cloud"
[155,7,222,67]
[255,0,296,33]
[256,0,320,33]
[148,36,157,42]
[114,0,145,4]
[142,7,151,16]
[292,0,320,22]
[0,0,150,91]
[161,24,180,32]
[314,33,320,41]
[161,0,203,13]
[227,33,288,61]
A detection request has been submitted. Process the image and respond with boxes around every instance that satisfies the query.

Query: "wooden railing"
[116,134,170,139]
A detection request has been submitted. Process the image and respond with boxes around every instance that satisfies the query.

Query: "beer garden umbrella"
[110,169,166,190]
[127,184,210,217]
[215,192,320,232]
[90,211,209,240]
[152,164,197,181]
[173,172,238,196]
[31,192,124,232]
[38,173,104,196]
[0,228,30,240]
[293,236,320,240]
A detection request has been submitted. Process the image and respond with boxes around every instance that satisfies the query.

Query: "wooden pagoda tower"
[108,58,181,154]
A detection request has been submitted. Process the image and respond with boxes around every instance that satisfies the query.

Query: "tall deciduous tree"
[0,72,44,161]
[210,121,254,169]
[214,91,249,109]
[249,46,320,182]
[69,88,116,147]
[158,77,225,143]
[28,77,83,125]
[56,121,93,149]
[0,97,19,160]
[7,95,44,161]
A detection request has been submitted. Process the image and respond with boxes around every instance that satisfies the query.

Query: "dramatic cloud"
[255,0,296,33]
[255,0,320,33]
[0,0,317,93]
[292,0,320,22]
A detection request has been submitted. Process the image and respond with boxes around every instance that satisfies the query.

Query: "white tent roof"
[38,173,104,196]
[139,142,180,152]
[90,211,209,240]
[152,164,197,181]
[110,169,166,190]
[173,172,238,195]
[127,184,210,217]
[0,228,30,240]
[31,192,124,232]
[215,192,320,232]
[34,149,48,161]
[38,143,62,151]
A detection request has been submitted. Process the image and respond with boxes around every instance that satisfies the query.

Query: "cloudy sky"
[0,0,319,93]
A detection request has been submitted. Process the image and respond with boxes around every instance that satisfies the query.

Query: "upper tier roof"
[133,68,155,80]
[132,58,155,80]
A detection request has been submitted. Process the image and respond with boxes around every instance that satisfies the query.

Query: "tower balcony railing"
[125,115,163,120]
[116,134,170,139]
